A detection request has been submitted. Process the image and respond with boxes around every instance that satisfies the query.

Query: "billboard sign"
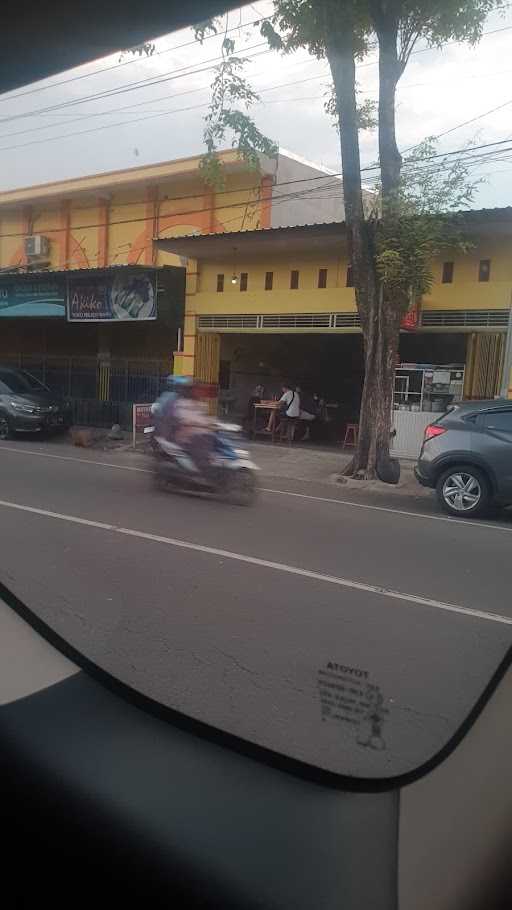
[0,277,66,317]
[67,270,157,322]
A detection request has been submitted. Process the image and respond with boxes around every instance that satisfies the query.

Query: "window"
[442,262,454,284]
[346,265,354,288]
[318,268,328,289]
[476,410,512,432]
[0,369,47,393]
[240,272,248,292]
[216,274,224,292]
[290,269,299,289]
[479,259,491,282]
[265,271,273,290]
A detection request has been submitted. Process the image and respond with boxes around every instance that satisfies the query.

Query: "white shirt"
[280,389,300,418]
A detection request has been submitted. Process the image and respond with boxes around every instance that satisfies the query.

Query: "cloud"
[1,1,511,207]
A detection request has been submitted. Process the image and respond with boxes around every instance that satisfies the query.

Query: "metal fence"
[1,353,170,428]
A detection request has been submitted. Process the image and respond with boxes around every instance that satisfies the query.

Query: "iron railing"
[1,353,170,427]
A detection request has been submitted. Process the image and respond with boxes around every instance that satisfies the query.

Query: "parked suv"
[0,366,72,439]
[415,399,512,518]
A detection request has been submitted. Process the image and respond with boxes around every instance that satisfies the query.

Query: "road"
[1,438,511,776]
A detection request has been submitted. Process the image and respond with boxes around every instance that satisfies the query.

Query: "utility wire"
[0,139,510,240]
[0,13,273,104]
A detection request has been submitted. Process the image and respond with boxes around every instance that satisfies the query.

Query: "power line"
[0,42,269,126]
[3,17,511,129]
[0,138,511,240]
[0,12,273,105]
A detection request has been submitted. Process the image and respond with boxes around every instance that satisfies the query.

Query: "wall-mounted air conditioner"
[24,235,50,259]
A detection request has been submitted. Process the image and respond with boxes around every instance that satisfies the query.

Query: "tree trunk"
[377,24,402,200]
[327,16,405,480]
[355,290,402,478]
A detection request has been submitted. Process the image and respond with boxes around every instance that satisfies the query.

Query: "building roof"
[156,222,348,260]
[0,149,274,209]
[155,207,512,260]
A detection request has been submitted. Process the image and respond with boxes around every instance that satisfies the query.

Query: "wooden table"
[252,401,281,442]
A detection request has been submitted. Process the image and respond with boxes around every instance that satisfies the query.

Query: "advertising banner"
[0,277,66,317]
[67,270,157,322]
[132,403,153,447]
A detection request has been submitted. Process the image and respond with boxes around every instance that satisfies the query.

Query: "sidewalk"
[40,428,428,499]
[248,440,428,498]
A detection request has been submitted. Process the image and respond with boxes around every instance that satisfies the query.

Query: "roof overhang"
[155,223,348,261]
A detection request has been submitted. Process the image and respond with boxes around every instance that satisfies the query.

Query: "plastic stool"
[343,423,359,447]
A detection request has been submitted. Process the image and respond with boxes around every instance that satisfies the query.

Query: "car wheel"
[436,465,490,518]
[0,413,12,441]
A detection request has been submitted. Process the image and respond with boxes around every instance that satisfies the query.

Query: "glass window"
[265,271,273,290]
[479,259,491,282]
[216,274,224,292]
[476,410,512,432]
[290,270,299,289]
[442,262,454,284]
[0,370,47,393]
[240,272,248,292]
[318,268,328,289]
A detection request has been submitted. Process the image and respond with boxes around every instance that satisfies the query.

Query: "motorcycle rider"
[156,377,216,483]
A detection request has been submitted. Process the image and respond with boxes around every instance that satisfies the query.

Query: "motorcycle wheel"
[225,468,258,506]
[152,470,168,491]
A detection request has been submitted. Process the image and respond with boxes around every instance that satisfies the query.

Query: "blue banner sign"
[0,277,66,317]
[67,271,157,322]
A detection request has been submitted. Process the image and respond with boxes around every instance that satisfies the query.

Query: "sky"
[1,1,512,208]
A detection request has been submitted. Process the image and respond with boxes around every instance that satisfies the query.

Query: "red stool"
[342,423,359,447]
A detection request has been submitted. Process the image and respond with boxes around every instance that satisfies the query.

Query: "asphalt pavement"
[1,438,511,776]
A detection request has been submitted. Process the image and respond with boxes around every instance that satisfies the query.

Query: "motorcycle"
[144,421,259,506]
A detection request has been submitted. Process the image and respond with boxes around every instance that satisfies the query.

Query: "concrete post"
[500,302,512,399]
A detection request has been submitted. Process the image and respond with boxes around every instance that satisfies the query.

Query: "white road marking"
[262,487,512,533]
[1,443,511,534]
[0,496,511,628]
[0,444,151,473]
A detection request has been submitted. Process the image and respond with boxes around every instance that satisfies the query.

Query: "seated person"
[266,382,300,440]
[299,391,321,441]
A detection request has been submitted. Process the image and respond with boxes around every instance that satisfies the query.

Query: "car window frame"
[474,409,512,433]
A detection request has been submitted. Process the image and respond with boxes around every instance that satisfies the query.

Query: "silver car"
[415,399,512,517]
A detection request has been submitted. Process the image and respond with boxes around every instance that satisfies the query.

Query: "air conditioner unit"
[25,235,50,259]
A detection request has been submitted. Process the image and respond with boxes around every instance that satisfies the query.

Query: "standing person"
[265,382,300,440]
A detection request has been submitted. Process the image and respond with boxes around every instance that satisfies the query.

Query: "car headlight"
[10,400,38,414]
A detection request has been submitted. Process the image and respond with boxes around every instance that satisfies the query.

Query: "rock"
[70,427,95,448]
[109,423,124,440]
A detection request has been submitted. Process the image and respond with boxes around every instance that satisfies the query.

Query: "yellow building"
[1,149,346,417]
[158,212,512,450]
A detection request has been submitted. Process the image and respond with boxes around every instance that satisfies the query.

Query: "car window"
[0,370,47,394]
[476,410,512,432]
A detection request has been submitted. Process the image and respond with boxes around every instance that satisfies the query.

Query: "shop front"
[156,217,512,456]
[0,265,184,425]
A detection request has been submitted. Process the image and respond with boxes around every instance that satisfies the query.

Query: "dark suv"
[0,366,72,439]
[415,399,512,517]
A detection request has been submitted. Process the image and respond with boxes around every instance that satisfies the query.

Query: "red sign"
[401,298,421,331]
[132,403,153,447]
